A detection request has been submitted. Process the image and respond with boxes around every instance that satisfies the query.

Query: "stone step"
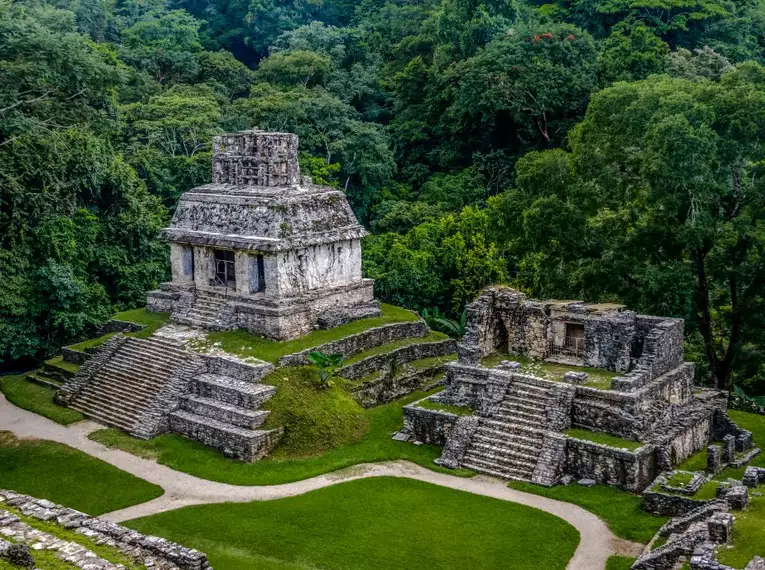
[168,410,277,461]
[502,398,547,412]
[69,400,138,432]
[78,383,154,409]
[181,395,269,429]
[465,445,539,468]
[141,336,190,352]
[493,409,547,424]
[74,392,146,421]
[472,433,542,455]
[119,342,187,362]
[478,419,546,440]
[482,414,542,430]
[86,369,165,398]
[507,389,550,404]
[192,374,276,408]
[114,345,187,366]
[460,457,534,481]
[99,359,177,381]
[93,366,171,392]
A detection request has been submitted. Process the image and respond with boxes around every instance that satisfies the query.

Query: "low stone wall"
[643,488,713,517]
[61,347,89,365]
[206,354,274,383]
[565,438,656,492]
[97,319,146,335]
[316,302,381,329]
[350,364,446,408]
[612,318,684,391]
[0,490,211,570]
[278,320,428,367]
[338,339,457,381]
[402,400,461,446]
[437,415,480,469]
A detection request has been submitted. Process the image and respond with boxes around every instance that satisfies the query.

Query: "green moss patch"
[415,398,474,416]
[127,477,579,570]
[510,480,667,543]
[566,428,643,450]
[89,389,474,485]
[665,471,694,488]
[0,431,162,515]
[0,374,83,425]
[44,356,81,375]
[480,353,618,389]
[197,304,419,363]
[606,556,637,570]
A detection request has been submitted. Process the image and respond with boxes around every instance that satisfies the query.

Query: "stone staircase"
[460,381,552,481]
[172,294,234,330]
[69,337,191,432]
[168,364,282,461]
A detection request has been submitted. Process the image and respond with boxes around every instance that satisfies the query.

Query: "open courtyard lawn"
[194,303,420,363]
[0,374,84,425]
[66,309,171,351]
[606,556,637,570]
[0,432,162,515]
[89,383,473,485]
[509,481,667,543]
[127,477,580,570]
[480,353,618,389]
[678,410,765,480]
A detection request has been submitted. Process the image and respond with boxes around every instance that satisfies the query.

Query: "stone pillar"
[707,445,722,474]
[737,431,753,452]
[170,243,194,283]
[708,512,733,543]
[193,247,215,288]
[235,252,252,295]
[723,434,736,463]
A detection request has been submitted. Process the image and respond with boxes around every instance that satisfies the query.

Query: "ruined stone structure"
[403,286,747,490]
[147,129,377,340]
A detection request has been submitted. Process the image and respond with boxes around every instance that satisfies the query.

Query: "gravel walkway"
[0,394,643,569]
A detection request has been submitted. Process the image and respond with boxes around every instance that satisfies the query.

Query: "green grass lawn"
[0,431,162,515]
[44,355,81,375]
[566,428,643,451]
[193,304,419,364]
[127,477,580,570]
[66,309,170,351]
[0,374,84,425]
[606,556,637,570]
[509,481,667,543]
[89,387,473,485]
[415,397,474,416]
[481,353,618,389]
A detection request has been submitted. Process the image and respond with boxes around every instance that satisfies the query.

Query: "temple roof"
[160,130,367,252]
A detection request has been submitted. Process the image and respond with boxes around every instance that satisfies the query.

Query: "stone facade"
[147,129,376,340]
[0,490,211,570]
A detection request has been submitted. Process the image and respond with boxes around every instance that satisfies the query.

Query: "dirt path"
[0,394,643,569]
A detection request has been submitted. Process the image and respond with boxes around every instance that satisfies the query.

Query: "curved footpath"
[0,394,642,569]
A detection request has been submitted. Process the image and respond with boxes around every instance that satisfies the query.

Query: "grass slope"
[606,556,637,570]
[198,303,419,363]
[90,387,473,485]
[509,481,667,543]
[717,487,765,568]
[0,432,162,515]
[0,374,83,425]
[67,309,170,351]
[127,477,579,570]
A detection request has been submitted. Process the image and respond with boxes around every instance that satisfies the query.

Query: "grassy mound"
[261,367,368,457]
[127,477,579,570]
[89,388,473,485]
[0,431,162,515]
[0,374,84,425]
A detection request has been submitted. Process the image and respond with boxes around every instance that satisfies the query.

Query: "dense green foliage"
[2,0,765,392]
[127,477,580,570]
[0,431,163,514]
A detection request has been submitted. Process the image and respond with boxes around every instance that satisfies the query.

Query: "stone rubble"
[0,491,211,570]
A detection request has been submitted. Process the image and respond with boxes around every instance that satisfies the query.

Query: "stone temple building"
[403,286,753,491]
[147,129,377,340]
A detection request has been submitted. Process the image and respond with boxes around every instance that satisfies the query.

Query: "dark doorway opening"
[214,250,236,288]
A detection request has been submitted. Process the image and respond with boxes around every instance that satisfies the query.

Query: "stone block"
[723,434,736,463]
[563,371,589,384]
[707,445,722,474]
[725,485,748,510]
[498,360,521,370]
[578,478,597,487]
[707,512,733,543]
[737,431,754,453]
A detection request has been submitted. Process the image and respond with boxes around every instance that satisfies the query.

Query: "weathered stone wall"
[402,401,461,445]
[565,439,656,491]
[0,490,211,570]
[279,320,427,366]
[436,415,480,469]
[338,339,457,381]
[212,130,299,187]
[439,363,512,413]
[612,318,685,391]
[61,347,89,365]
[97,320,146,335]
[349,364,446,408]
[274,240,363,297]
[583,310,634,372]
[532,433,568,486]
